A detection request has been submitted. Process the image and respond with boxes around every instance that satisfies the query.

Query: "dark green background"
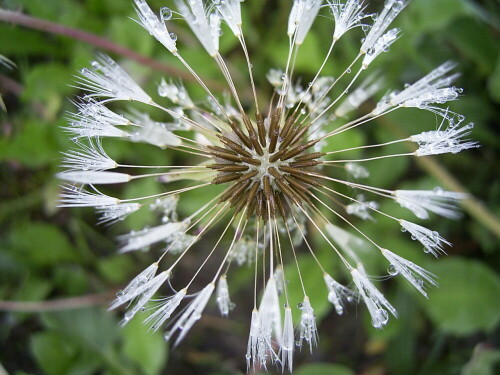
[0,0,499,374]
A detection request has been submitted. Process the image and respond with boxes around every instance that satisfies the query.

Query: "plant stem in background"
[0,9,224,91]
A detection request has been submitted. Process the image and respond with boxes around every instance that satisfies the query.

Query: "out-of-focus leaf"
[31,332,79,375]
[1,120,61,167]
[21,63,74,115]
[97,255,136,284]
[448,18,498,74]
[406,0,469,32]
[422,258,500,335]
[488,55,500,103]
[122,316,168,375]
[31,331,102,375]
[9,222,78,266]
[42,308,118,351]
[461,346,500,375]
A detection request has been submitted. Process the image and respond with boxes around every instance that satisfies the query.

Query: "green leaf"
[294,363,355,375]
[487,55,500,103]
[447,18,498,74]
[121,317,168,375]
[406,0,469,32]
[22,63,75,110]
[31,332,79,375]
[461,347,500,375]
[9,222,78,266]
[42,308,118,351]
[97,255,137,284]
[31,331,103,375]
[1,120,62,167]
[422,258,500,335]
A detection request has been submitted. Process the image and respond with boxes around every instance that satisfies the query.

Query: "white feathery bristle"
[158,79,194,109]
[110,263,159,310]
[281,307,294,372]
[246,309,261,370]
[120,221,189,253]
[149,195,179,216]
[216,0,243,37]
[351,267,397,328]
[361,0,408,54]
[326,223,367,263]
[65,101,128,139]
[412,122,479,156]
[144,288,187,331]
[381,248,437,297]
[227,237,256,266]
[128,118,181,148]
[267,68,285,88]
[306,77,336,115]
[345,195,378,221]
[345,162,370,178]
[59,185,119,207]
[323,273,356,315]
[249,276,282,369]
[77,54,152,103]
[404,86,461,109]
[288,0,323,45]
[286,81,312,109]
[96,203,141,225]
[297,296,318,352]
[400,220,450,257]
[395,188,467,220]
[119,271,170,326]
[62,140,117,171]
[335,74,384,117]
[258,276,282,346]
[373,61,460,115]
[329,0,367,41]
[362,28,400,68]
[57,170,130,185]
[73,100,130,126]
[167,233,197,255]
[133,0,178,53]
[165,283,215,346]
[216,275,235,317]
[175,0,220,57]
[274,266,285,295]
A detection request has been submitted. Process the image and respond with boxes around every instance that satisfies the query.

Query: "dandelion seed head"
[57,0,476,371]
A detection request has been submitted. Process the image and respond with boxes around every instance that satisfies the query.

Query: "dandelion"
[58,0,476,371]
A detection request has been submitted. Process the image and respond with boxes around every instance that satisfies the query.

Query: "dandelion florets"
[57,0,477,372]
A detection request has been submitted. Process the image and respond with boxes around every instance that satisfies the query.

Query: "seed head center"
[207,112,323,219]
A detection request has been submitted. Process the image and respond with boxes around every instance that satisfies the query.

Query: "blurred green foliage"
[1,0,499,374]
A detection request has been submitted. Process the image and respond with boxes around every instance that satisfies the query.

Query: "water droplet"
[433,186,443,194]
[160,7,172,22]
[388,264,398,276]
[116,290,124,297]
[169,32,177,42]
[297,302,303,309]
[375,308,389,325]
